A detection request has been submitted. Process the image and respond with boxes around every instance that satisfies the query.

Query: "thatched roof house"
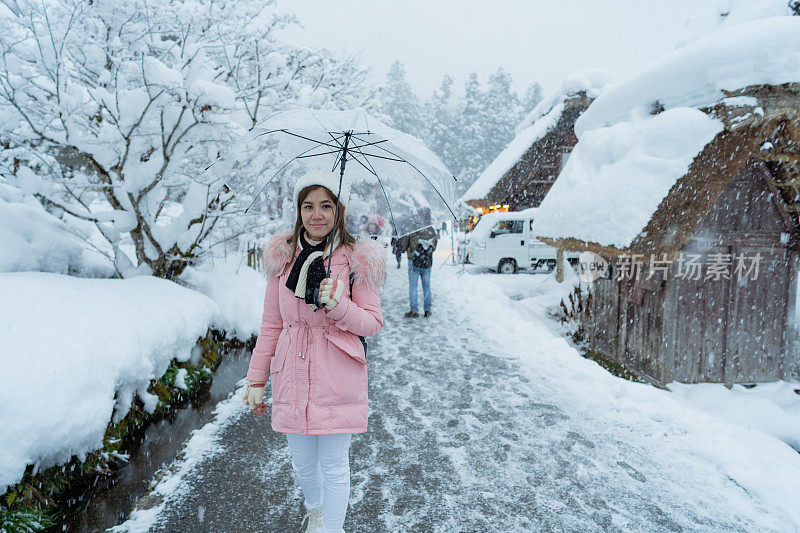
[541,85,800,261]
[460,70,614,213]
[535,17,800,385]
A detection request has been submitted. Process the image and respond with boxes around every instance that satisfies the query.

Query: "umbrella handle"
[327,132,349,277]
[313,287,322,309]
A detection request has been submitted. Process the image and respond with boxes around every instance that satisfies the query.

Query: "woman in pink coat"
[242,169,386,533]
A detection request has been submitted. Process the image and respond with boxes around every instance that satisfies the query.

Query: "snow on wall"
[460,69,615,203]
[179,257,267,341]
[0,273,219,490]
[535,108,723,248]
[575,16,800,136]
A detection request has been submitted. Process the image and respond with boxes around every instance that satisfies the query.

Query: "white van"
[460,208,579,273]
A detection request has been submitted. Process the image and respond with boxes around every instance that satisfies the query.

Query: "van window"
[494,220,523,235]
[529,219,535,232]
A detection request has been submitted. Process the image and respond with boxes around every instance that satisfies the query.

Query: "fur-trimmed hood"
[262,229,387,288]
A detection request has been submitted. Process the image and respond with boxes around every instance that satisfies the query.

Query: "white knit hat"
[293,169,351,208]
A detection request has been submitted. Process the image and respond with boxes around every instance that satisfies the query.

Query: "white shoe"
[300,503,323,532]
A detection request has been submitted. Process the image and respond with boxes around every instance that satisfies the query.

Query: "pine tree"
[377,61,426,138]
[456,73,489,193]
[425,75,460,178]
[522,82,544,114]
[483,68,522,166]
[376,64,545,198]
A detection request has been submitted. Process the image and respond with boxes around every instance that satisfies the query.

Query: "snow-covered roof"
[460,103,564,203]
[676,0,791,49]
[460,69,615,203]
[575,17,800,136]
[535,16,800,251]
[517,68,616,134]
[535,108,723,249]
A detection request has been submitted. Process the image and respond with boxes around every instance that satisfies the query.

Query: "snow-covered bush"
[0,0,371,279]
[0,180,115,275]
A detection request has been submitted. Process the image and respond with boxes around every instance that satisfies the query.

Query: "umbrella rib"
[348,141,398,235]
[330,149,344,173]
[349,110,361,132]
[350,133,458,220]
[242,133,346,213]
[341,147,378,178]
[347,138,390,150]
[296,149,346,159]
[346,151,406,162]
[323,130,348,174]
[322,131,350,173]
[256,129,344,150]
[323,129,346,150]
[311,112,340,140]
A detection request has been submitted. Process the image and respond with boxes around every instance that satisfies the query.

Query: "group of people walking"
[241,169,439,532]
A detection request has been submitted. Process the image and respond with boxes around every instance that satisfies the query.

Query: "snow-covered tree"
[454,72,489,191]
[377,61,425,138]
[425,74,460,179]
[448,72,542,194]
[482,68,522,165]
[375,63,543,196]
[522,82,544,113]
[0,0,371,279]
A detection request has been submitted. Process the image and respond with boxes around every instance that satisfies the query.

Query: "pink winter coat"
[246,230,386,434]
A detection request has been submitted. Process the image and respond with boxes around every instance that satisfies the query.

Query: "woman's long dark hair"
[286,185,356,255]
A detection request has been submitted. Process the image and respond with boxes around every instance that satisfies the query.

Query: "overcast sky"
[280,0,724,98]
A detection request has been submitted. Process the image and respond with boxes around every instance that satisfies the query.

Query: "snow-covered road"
[115,251,800,532]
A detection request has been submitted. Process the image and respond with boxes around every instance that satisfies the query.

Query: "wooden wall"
[588,164,800,384]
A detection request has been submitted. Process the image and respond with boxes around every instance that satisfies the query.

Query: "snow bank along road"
[116,253,800,532]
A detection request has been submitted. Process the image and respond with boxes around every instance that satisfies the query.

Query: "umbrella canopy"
[208,108,458,238]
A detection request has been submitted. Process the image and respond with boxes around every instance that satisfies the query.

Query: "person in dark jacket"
[400,208,437,318]
[390,235,403,268]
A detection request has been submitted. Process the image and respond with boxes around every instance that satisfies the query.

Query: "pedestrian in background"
[390,221,403,269]
[401,207,437,318]
[391,233,403,269]
[366,215,382,240]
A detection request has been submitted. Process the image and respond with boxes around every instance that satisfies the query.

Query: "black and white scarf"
[285,231,337,309]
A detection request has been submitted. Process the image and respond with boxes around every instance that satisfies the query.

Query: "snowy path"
[120,253,800,532]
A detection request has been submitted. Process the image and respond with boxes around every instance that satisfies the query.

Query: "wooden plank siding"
[586,163,799,384]
[588,277,618,356]
[786,252,800,379]
[724,246,788,382]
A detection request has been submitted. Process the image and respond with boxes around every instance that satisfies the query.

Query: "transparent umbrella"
[207,107,458,274]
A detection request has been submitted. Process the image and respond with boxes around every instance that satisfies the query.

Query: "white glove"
[242,381,267,413]
[319,278,345,310]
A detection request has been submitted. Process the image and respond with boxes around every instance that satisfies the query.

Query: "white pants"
[285,433,352,533]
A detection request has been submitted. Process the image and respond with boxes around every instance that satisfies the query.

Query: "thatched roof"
[540,83,800,260]
[473,93,593,211]
[462,70,616,210]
